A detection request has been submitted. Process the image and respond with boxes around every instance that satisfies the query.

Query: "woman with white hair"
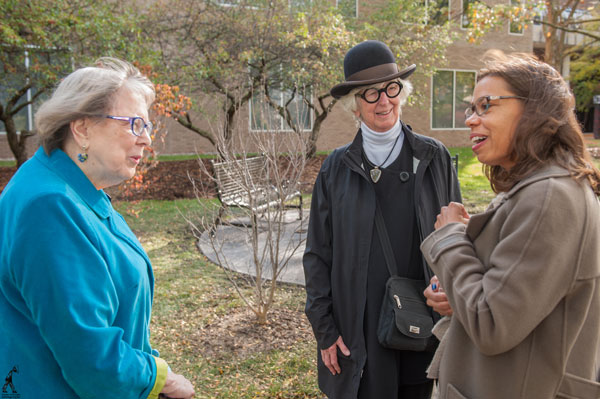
[303,40,461,399]
[0,58,194,399]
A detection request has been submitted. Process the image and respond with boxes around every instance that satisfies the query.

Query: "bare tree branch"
[539,19,600,41]
[176,113,217,146]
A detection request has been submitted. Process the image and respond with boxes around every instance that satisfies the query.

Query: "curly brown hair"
[477,52,600,195]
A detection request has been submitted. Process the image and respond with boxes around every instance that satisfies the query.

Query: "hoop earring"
[78,145,89,163]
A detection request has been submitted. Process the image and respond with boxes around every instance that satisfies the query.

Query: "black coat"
[303,123,462,399]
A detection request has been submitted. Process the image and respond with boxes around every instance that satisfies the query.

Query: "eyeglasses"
[102,115,153,137]
[465,95,527,118]
[357,81,403,104]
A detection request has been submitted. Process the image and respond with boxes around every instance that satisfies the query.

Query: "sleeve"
[302,169,339,349]
[10,194,164,399]
[148,357,168,398]
[421,179,582,355]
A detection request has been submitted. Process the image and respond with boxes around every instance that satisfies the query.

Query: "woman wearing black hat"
[303,40,461,398]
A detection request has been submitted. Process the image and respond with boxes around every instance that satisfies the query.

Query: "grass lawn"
[112,145,596,398]
[449,147,495,214]
[112,150,493,398]
[0,160,16,167]
[109,150,499,398]
[114,199,321,399]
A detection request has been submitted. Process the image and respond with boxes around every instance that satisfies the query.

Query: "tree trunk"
[255,308,268,325]
[544,1,557,68]
[224,103,236,144]
[306,96,337,159]
[307,115,324,158]
[2,115,31,168]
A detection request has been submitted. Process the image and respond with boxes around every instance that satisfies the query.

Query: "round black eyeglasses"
[358,81,403,104]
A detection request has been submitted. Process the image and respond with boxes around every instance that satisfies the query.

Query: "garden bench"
[452,154,459,174]
[211,155,303,234]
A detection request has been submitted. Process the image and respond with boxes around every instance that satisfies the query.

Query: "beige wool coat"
[421,165,600,399]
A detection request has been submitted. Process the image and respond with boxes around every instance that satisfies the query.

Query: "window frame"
[248,84,313,133]
[215,0,240,7]
[508,0,525,35]
[430,68,477,131]
[423,0,450,25]
[1,46,73,135]
[289,0,312,7]
[1,50,35,135]
[460,0,476,30]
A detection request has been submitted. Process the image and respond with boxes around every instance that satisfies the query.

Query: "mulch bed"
[0,155,327,201]
[192,307,314,359]
[0,166,17,195]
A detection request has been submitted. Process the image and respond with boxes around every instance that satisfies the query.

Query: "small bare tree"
[188,97,308,324]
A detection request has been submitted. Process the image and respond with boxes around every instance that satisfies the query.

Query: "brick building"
[0,0,578,160]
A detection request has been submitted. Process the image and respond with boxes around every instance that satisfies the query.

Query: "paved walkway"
[197,211,309,286]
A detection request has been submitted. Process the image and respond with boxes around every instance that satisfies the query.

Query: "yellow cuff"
[148,356,169,399]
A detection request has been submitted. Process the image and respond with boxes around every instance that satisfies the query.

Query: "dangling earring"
[78,145,89,163]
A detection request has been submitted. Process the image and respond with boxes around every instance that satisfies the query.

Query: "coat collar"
[466,164,572,239]
[344,121,437,172]
[35,148,112,219]
[401,122,437,162]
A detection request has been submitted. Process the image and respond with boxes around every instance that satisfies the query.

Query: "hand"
[424,276,453,316]
[434,202,470,230]
[320,336,350,376]
[160,370,195,399]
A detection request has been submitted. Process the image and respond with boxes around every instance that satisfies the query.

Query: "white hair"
[338,78,413,122]
[35,57,155,154]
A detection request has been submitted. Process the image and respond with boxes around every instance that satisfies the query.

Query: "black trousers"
[398,380,434,399]
[357,379,433,399]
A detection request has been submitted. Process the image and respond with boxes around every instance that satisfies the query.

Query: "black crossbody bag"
[374,202,436,352]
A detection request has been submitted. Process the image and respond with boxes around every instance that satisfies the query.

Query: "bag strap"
[374,200,430,283]
[374,201,399,277]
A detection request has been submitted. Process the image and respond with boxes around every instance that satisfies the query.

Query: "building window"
[0,49,68,134]
[509,0,524,34]
[337,0,357,18]
[290,0,311,7]
[250,87,312,132]
[215,0,239,6]
[431,70,476,129]
[0,70,31,134]
[461,0,476,29]
[425,0,449,25]
[216,0,309,10]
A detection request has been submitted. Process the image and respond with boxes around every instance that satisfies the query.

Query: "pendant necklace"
[368,133,400,183]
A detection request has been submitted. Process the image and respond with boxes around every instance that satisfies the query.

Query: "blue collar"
[35,148,112,219]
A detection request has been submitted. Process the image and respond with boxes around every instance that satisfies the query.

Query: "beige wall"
[0,135,40,161]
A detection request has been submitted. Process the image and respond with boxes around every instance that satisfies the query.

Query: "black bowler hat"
[330,40,416,99]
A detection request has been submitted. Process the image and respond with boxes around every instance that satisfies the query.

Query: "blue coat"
[0,148,164,398]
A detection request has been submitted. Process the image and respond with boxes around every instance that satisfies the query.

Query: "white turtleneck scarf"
[361,119,404,169]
